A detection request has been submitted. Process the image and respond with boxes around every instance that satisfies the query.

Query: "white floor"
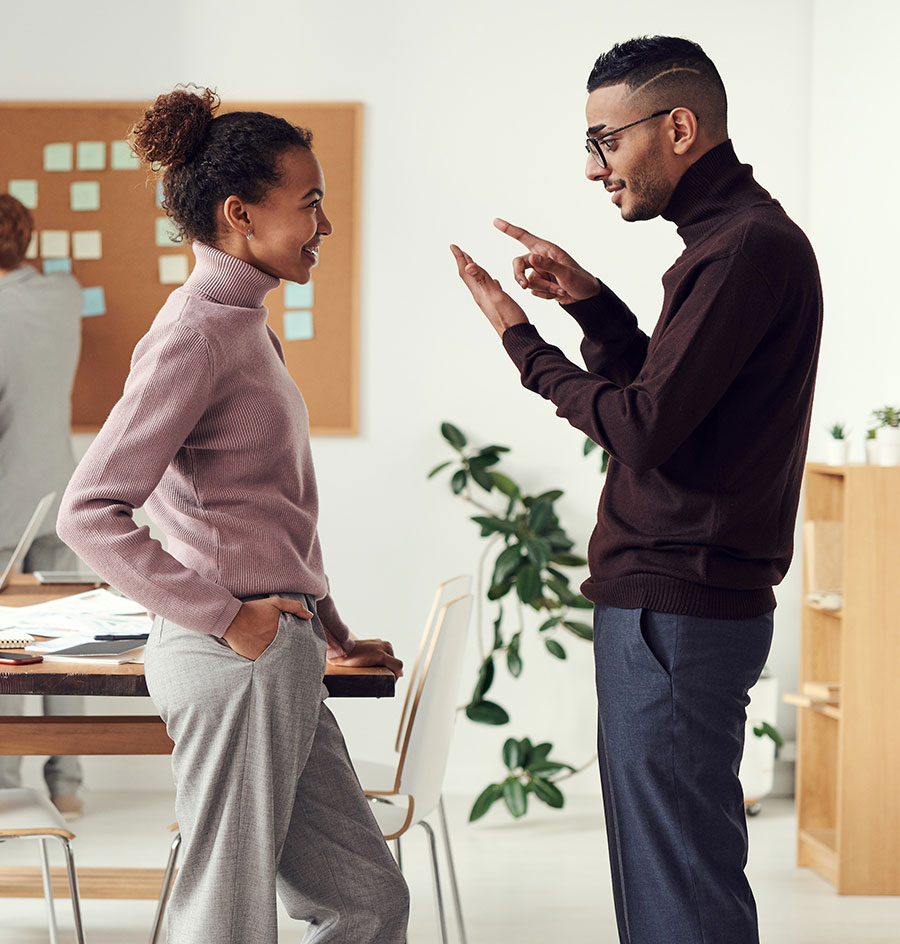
[1,790,899,943]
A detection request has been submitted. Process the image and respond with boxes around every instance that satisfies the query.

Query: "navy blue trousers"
[593,606,773,944]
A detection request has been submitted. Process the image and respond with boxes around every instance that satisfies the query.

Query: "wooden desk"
[0,575,394,900]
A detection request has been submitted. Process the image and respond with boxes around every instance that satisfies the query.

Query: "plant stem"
[551,754,599,783]
[475,533,502,661]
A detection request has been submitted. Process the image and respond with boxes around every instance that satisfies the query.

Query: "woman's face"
[241,147,332,285]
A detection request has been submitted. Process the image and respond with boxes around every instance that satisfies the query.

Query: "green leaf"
[527,742,553,766]
[528,759,576,775]
[473,655,495,701]
[451,469,468,494]
[502,778,528,818]
[752,720,784,749]
[544,638,567,659]
[441,422,467,449]
[533,489,564,504]
[515,564,542,604]
[466,700,510,725]
[480,444,511,455]
[491,472,520,498]
[471,515,519,535]
[469,783,503,822]
[487,579,513,601]
[493,544,523,585]
[561,620,594,640]
[427,460,453,479]
[492,606,504,649]
[527,502,554,533]
[538,616,562,633]
[468,459,496,492]
[502,738,522,771]
[506,633,523,678]
[473,451,502,468]
[531,777,565,809]
[570,594,594,610]
[600,450,611,474]
[524,537,552,568]
[545,531,575,552]
[550,552,587,567]
[584,437,600,456]
[518,737,534,767]
[545,576,576,605]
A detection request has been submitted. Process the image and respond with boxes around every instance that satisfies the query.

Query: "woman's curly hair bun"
[129,85,219,168]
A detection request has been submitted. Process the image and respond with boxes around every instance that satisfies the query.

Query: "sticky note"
[72,231,102,260]
[25,233,38,260]
[155,180,165,208]
[155,217,180,247]
[76,141,106,171]
[285,281,314,308]
[158,254,189,284]
[110,140,140,170]
[44,258,72,274]
[44,143,74,172]
[8,179,38,209]
[81,286,106,317]
[40,231,70,259]
[283,310,314,341]
[70,181,100,211]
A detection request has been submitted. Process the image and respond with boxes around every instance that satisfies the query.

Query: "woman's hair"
[129,86,314,245]
[0,194,34,269]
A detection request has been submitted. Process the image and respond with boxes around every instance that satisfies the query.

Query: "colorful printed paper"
[8,179,38,209]
[44,258,72,274]
[155,217,180,247]
[284,310,314,341]
[76,141,106,171]
[43,143,74,172]
[72,230,102,260]
[110,140,140,170]
[70,181,100,211]
[285,281,314,308]
[158,254,189,284]
[40,230,70,259]
[81,287,106,317]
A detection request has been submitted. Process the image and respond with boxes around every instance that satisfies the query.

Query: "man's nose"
[585,156,610,182]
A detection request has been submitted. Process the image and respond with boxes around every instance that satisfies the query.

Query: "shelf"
[783,693,842,720]
[798,828,839,887]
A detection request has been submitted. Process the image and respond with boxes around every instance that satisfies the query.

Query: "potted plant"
[826,423,849,466]
[866,427,879,465]
[740,669,783,815]
[872,406,900,466]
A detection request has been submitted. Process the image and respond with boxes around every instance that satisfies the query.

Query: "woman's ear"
[221,195,251,238]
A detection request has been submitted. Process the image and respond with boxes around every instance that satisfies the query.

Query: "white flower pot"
[740,676,778,806]
[877,426,900,466]
[825,439,849,466]
[866,439,879,464]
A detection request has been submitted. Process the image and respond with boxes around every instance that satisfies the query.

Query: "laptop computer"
[0,491,57,592]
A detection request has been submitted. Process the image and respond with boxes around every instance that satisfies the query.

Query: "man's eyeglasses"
[585,110,672,168]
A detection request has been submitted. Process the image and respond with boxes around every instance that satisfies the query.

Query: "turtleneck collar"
[661,140,776,244]
[183,242,281,309]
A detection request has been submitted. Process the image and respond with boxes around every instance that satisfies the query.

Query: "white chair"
[354,588,474,944]
[0,787,86,944]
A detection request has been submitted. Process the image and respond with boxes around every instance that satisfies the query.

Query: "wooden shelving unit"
[792,464,900,894]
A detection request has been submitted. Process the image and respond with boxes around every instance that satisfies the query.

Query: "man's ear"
[670,107,699,155]
[221,195,251,237]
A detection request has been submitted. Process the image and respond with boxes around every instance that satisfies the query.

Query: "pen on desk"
[93,634,150,641]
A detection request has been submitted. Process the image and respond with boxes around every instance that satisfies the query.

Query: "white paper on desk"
[0,589,150,637]
[26,635,94,653]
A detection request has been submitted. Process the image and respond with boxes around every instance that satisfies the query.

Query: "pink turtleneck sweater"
[57,242,353,656]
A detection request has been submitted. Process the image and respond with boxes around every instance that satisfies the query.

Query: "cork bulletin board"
[0,101,361,434]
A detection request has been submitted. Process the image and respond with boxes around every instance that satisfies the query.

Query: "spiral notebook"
[0,628,36,648]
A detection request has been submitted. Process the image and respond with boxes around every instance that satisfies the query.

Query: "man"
[451,36,821,944]
[0,193,86,818]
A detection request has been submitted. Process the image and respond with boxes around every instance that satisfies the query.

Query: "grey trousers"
[144,597,409,944]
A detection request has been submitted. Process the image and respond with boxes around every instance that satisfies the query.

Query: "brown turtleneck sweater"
[503,141,822,619]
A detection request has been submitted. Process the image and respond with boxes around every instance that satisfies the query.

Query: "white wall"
[6,0,868,798]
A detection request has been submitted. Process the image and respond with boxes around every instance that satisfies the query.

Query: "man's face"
[584,84,676,222]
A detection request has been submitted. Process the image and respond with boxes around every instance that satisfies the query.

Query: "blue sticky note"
[284,310,314,341]
[285,281,314,308]
[44,258,72,274]
[81,286,106,318]
[155,180,165,208]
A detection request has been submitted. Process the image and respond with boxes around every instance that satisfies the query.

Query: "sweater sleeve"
[57,321,242,636]
[316,590,356,658]
[502,252,779,472]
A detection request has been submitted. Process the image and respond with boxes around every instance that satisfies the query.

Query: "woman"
[58,87,409,944]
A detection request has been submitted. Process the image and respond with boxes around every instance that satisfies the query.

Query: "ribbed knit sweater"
[58,242,353,654]
[503,141,822,619]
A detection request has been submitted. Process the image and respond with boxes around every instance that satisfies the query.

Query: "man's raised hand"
[450,244,530,337]
[494,218,601,305]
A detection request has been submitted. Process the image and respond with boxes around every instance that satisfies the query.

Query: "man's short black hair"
[587,36,728,138]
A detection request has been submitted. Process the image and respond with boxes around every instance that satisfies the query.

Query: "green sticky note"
[158,254,189,284]
[284,310,314,341]
[40,231,69,259]
[155,217,180,247]
[44,143,74,172]
[70,181,100,211]
[76,141,106,171]
[110,140,140,170]
[8,179,38,209]
[81,287,106,317]
[285,281,314,308]
[72,230,102,260]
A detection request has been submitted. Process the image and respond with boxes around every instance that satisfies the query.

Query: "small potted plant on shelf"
[866,427,879,465]
[872,406,900,466]
[826,423,849,466]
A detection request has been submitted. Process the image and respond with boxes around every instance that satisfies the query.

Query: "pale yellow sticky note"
[9,179,38,209]
[110,140,140,170]
[76,141,106,171]
[155,217,180,246]
[25,232,39,260]
[44,143,74,172]
[158,254,189,284]
[40,230,70,258]
[70,181,100,212]
[72,230,102,260]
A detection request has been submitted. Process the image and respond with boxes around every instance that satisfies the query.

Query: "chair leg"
[419,820,449,944]
[38,837,59,944]
[149,831,182,944]
[438,796,468,944]
[55,836,85,944]
[393,836,403,872]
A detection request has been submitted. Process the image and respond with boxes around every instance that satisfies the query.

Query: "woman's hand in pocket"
[222,596,313,661]
[328,639,403,679]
